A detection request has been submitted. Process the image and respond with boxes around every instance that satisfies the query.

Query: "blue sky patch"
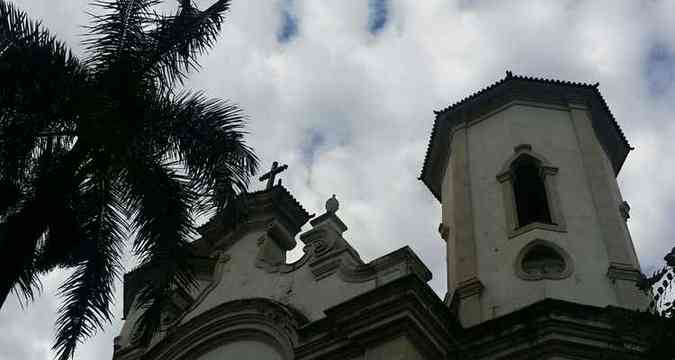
[645,43,675,96]
[301,130,326,166]
[368,0,389,35]
[277,0,299,43]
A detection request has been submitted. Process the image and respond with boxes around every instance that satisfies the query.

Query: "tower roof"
[419,72,632,201]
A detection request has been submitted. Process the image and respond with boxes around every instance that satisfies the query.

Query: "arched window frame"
[137,299,303,360]
[497,144,566,238]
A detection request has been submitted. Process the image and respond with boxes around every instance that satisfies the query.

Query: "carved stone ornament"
[438,223,450,240]
[456,277,485,299]
[619,201,630,221]
[515,240,573,281]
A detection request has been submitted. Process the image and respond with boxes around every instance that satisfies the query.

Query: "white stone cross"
[259,161,288,190]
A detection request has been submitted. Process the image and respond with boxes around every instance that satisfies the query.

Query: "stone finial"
[309,194,347,234]
[325,194,339,213]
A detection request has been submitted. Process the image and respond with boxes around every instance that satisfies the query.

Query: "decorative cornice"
[461,298,648,359]
[456,277,484,299]
[309,212,347,233]
[507,221,567,238]
[607,262,642,283]
[296,275,460,359]
[305,244,432,284]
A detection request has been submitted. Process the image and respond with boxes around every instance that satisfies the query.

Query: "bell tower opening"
[511,155,552,227]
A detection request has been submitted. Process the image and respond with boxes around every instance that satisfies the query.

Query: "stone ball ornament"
[325,194,339,213]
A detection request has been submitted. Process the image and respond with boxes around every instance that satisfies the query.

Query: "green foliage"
[0,1,258,358]
[637,246,675,357]
[638,247,675,317]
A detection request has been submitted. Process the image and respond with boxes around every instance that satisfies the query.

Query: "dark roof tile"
[420,72,631,201]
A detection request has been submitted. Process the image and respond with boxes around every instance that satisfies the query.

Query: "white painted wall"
[196,340,282,360]
[364,335,426,360]
[183,229,375,324]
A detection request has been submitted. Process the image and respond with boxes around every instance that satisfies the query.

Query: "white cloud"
[3,0,675,359]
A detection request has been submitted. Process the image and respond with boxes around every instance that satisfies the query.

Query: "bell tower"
[420,72,647,327]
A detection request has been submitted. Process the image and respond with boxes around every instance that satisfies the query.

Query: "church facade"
[112,73,651,360]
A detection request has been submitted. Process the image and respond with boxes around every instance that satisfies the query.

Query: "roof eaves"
[273,185,312,220]
[589,87,632,152]
[418,111,443,201]
[433,71,601,117]
[420,72,633,199]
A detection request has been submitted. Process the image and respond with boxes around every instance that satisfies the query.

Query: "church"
[111,73,651,359]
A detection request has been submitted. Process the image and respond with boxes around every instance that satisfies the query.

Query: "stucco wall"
[195,340,283,360]
[364,336,427,360]
[182,229,375,324]
[442,146,456,291]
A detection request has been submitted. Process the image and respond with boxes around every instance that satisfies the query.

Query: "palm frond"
[0,0,44,53]
[164,91,258,213]
[0,0,84,117]
[124,157,196,344]
[0,143,64,306]
[52,173,125,360]
[0,173,20,215]
[84,0,159,77]
[0,0,84,215]
[143,0,231,87]
[34,160,95,272]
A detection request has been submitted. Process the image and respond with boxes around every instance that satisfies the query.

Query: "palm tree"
[0,0,258,358]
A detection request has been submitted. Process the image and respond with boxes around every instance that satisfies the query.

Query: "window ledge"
[508,222,566,239]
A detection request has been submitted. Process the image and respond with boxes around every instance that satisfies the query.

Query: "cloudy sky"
[2,0,675,359]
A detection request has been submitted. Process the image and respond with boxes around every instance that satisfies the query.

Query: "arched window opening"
[511,155,552,227]
[497,145,565,237]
